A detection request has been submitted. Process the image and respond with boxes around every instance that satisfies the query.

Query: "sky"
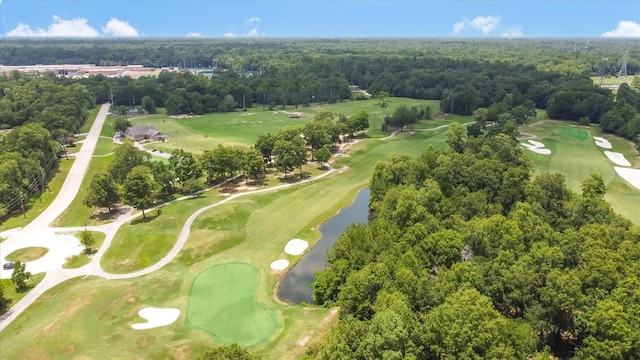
[0,0,639,38]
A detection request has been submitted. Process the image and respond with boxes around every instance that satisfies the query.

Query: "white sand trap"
[614,167,640,191]
[528,148,551,155]
[284,239,309,255]
[593,136,612,149]
[520,142,551,155]
[270,259,289,271]
[528,140,545,148]
[604,151,631,167]
[131,307,180,330]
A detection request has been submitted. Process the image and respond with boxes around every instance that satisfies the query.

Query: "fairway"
[188,263,280,347]
[520,121,640,224]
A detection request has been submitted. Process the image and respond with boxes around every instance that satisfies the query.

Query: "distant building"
[124,125,167,142]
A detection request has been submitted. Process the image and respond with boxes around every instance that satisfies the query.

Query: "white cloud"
[8,15,99,37]
[245,17,261,25]
[102,18,138,37]
[602,20,640,37]
[502,26,523,37]
[223,32,237,37]
[452,15,501,35]
[186,32,201,37]
[453,21,466,34]
[244,27,261,37]
[7,16,139,37]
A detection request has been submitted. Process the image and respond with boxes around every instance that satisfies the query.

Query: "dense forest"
[312,126,640,359]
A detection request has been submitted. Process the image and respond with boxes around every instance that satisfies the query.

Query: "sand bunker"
[131,307,180,330]
[284,239,309,255]
[614,167,640,191]
[520,140,551,155]
[604,151,631,167]
[528,140,545,148]
[270,259,289,271]
[593,136,612,149]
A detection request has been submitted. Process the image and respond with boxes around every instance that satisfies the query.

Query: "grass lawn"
[127,98,435,154]
[590,75,637,86]
[100,193,225,274]
[93,137,117,156]
[78,106,102,134]
[52,154,114,227]
[0,272,45,315]
[0,159,74,233]
[62,231,106,269]
[519,120,640,224]
[5,247,49,262]
[188,263,280,347]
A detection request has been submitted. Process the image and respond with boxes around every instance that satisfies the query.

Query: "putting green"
[187,263,279,347]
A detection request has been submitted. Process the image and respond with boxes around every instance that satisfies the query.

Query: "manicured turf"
[5,247,49,262]
[127,98,435,153]
[188,263,280,347]
[520,121,640,224]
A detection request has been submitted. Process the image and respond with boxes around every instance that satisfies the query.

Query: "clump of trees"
[313,126,640,359]
[11,262,31,292]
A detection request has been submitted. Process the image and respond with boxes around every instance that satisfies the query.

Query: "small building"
[124,125,167,142]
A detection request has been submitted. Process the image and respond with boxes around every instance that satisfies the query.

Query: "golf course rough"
[187,263,280,347]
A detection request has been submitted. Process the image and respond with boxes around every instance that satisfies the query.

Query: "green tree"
[446,121,467,153]
[108,141,151,183]
[122,165,158,219]
[83,172,120,211]
[11,261,31,292]
[182,178,204,197]
[79,229,95,253]
[272,138,307,178]
[375,91,390,132]
[241,148,265,180]
[421,288,535,359]
[113,116,131,133]
[169,148,201,186]
[255,133,275,164]
[198,344,259,360]
[315,145,332,168]
[141,95,156,113]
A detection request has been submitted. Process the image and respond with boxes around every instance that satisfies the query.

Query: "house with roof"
[124,125,167,142]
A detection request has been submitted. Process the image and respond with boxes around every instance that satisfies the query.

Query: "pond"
[277,188,370,304]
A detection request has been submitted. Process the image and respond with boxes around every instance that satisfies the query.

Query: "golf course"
[1,97,639,359]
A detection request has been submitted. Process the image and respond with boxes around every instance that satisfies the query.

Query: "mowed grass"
[5,247,49,262]
[519,120,640,224]
[127,98,435,154]
[188,263,280,347]
[590,75,637,86]
[100,193,225,274]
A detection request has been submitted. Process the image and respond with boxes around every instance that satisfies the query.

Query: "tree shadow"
[130,211,161,225]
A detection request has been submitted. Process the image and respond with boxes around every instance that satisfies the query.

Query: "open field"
[519,120,640,224]
[590,75,637,86]
[127,98,435,153]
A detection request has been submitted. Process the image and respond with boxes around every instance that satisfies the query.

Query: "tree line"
[311,126,640,359]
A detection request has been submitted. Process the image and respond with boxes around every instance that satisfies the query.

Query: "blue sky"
[1,1,639,38]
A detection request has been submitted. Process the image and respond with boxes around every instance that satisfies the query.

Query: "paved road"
[0,103,110,331]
